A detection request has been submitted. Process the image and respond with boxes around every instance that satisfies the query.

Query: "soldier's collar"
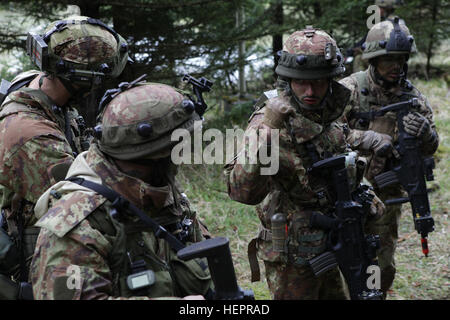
[86,144,174,213]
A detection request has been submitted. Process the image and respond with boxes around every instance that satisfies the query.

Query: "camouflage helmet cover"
[98,82,200,160]
[43,15,128,80]
[275,26,345,80]
[362,18,417,61]
[375,0,403,9]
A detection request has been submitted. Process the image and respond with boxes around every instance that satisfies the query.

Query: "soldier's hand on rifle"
[369,191,385,220]
[402,112,432,141]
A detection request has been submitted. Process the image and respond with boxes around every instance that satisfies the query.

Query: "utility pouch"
[170,254,212,297]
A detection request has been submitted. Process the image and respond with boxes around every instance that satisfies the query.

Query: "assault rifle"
[308,152,382,300]
[356,98,435,256]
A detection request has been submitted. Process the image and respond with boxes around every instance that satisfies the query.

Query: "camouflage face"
[98,83,200,160]
[362,19,417,61]
[275,26,345,80]
[43,15,128,82]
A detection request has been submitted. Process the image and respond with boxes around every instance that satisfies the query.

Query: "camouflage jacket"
[225,81,356,265]
[30,143,211,299]
[339,66,439,184]
[0,81,86,227]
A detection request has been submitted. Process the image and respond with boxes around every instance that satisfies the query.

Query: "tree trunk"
[272,0,283,80]
[236,5,246,98]
[426,0,439,78]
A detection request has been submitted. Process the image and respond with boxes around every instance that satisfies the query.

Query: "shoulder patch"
[36,191,107,238]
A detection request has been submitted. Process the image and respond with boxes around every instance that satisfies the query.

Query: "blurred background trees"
[0,0,448,95]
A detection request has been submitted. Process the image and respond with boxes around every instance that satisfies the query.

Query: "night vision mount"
[26,18,125,85]
[182,74,213,117]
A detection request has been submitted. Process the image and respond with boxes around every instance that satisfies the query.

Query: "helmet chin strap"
[288,79,332,112]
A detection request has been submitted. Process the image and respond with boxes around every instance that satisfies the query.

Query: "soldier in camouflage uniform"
[30,80,212,300]
[340,19,439,298]
[0,16,128,299]
[351,0,404,73]
[225,27,387,300]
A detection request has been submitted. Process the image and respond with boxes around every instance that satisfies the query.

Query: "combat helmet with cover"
[26,15,129,93]
[375,0,403,9]
[362,17,417,61]
[275,26,345,80]
[96,76,203,160]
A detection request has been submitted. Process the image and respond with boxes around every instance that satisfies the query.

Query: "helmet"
[27,15,128,88]
[375,0,403,9]
[275,26,345,80]
[362,18,417,61]
[97,81,201,160]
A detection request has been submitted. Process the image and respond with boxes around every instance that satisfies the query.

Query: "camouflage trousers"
[263,261,349,300]
[365,190,402,297]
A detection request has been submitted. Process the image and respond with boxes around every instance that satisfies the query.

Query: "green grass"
[177,77,449,300]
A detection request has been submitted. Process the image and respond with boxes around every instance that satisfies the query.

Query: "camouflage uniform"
[30,82,213,299]
[351,0,404,73]
[226,28,368,300]
[0,16,128,299]
[340,20,439,296]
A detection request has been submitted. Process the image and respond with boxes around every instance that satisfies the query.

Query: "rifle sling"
[66,177,186,253]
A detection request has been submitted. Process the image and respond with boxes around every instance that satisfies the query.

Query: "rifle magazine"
[308,251,338,276]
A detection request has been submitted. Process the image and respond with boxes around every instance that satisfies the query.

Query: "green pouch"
[170,255,212,297]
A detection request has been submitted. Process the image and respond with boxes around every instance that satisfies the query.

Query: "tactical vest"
[46,188,212,299]
[349,71,419,137]
[247,87,351,281]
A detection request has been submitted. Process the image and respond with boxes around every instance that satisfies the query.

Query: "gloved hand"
[359,130,393,157]
[369,191,385,220]
[262,103,295,129]
[402,112,432,140]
